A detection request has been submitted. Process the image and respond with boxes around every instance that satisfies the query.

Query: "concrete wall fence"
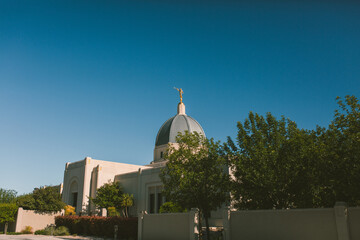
[12,207,62,232]
[139,203,360,240]
[138,209,198,240]
[348,207,360,240]
[223,202,359,240]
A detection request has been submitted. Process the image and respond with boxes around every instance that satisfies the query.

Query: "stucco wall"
[63,157,146,214]
[141,213,190,240]
[14,208,62,232]
[115,165,162,215]
[229,208,338,240]
[348,207,360,240]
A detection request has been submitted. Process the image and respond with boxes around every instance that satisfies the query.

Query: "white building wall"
[115,165,163,216]
[62,157,146,214]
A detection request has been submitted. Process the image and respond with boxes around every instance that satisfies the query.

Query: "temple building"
[61,89,205,216]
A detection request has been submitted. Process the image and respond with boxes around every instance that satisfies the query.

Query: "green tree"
[90,181,123,215]
[160,131,230,239]
[0,188,17,203]
[32,187,65,213]
[16,193,36,210]
[121,193,134,218]
[224,112,321,210]
[159,201,185,213]
[16,186,65,213]
[0,203,17,234]
[319,95,360,206]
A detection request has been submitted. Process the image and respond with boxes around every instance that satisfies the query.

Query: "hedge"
[55,216,137,239]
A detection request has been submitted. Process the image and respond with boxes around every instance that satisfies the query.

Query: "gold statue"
[174,87,184,103]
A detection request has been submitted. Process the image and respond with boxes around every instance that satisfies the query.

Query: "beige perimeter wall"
[140,212,195,240]
[14,207,62,232]
[230,208,338,240]
[348,207,360,240]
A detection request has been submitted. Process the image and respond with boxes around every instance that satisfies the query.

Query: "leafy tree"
[224,112,320,209]
[90,181,123,215]
[0,203,17,234]
[121,193,134,218]
[0,188,17,203]
[159,201,185,213]
[160,131,230,239]
[17,193,36,210]
[32,186,65,213]
[319,95,360,206]
[17,186,65,213]
[224,96,360,209]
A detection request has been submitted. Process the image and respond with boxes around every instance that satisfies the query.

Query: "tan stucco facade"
[62,157,152,214]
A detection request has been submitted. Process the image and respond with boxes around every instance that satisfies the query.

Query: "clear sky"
[1,0,359,194]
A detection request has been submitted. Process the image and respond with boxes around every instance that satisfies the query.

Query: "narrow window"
[149,194,155,214]
[160,151,163,158]
[157,192,162,213]
[72,192,78,211]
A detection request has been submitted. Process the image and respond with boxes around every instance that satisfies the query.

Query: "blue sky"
[1,0,359,194]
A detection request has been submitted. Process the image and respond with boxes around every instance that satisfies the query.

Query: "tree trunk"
[4,222,8,235]
[205,216,210,240]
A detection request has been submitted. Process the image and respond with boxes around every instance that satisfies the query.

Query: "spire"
[174,87,186,115]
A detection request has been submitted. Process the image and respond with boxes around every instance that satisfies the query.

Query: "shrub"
[21,226,33,234]
[6,232,22,235]
[34,225,69,236]
[54,226,69,236]
[34,226,54,235]
[64,205,75,216]
[107,207,120,217]
[34,229,47,235]
[55,216,137,239]
[159,201,186,213]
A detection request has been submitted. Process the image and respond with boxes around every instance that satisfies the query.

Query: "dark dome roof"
[155,114,205,146]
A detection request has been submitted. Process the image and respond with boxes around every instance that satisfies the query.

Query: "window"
[72,192,78,211]
[148,186,164,214]
[160,151,163,158]
[149,194,155,214]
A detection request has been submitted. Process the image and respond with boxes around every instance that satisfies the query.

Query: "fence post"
[114,224,118,240]
[138,211,145,240]
[222,207,231,240]
[334,202,350,240]
[189,208,199,240]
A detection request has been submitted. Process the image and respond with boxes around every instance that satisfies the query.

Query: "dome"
[155,103,205,146]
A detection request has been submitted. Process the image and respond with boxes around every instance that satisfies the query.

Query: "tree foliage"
[319,95,360,206]
[17,193,36,210]
[0,203,18,234]
[160,131,230,238]
[0,188,17,203]
[91,181,123,212]
[17,186,65,213]
[159,201,185,213]
[224,112,320,209]
[64,205,76,216]
[121,193,134,218]
[224,95,360,209]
